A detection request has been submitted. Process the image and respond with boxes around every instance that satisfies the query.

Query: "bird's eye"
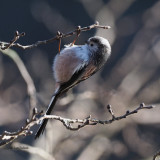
[90,43,94,47]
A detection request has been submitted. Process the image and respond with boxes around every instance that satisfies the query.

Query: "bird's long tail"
[35,68,83,139]
[35,91,61,139]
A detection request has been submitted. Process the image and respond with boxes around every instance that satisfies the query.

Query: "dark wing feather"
[35,62,99,138]
[35,63,88,138]
[58,63,88,94]
[74,64,99,85]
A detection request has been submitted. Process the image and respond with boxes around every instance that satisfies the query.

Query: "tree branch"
[0,31,25,50]
[0,21,111,50]
[0,103,154,147]
[0,49,37,117]
[0,22,157,159]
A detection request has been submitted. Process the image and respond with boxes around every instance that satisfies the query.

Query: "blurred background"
[0,0,160,159]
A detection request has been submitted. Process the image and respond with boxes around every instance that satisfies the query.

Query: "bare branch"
[0,31,25,50]
[0,22,111,50]
[0,103,154,147]
[0,108,39,146]
[0,49,37,117]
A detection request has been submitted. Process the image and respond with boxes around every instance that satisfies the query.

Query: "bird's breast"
[53,47,86,84]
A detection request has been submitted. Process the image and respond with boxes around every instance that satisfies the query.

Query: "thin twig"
[0,21,111,50]
[0,49,37,117]
[0,31,25,50]
[0,103,154,146]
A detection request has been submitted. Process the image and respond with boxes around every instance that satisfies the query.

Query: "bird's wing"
[57,62,99,95]
[81,64,98,80]
[57,61,88,94]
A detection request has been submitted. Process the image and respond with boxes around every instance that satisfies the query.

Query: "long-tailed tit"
[35,36,111,138]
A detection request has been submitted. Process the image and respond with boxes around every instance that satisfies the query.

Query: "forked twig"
[0,21,111,50]
[0,31,25,50]
[0,103,154,146]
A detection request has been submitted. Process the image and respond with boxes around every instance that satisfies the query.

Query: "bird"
[35,36,111,138]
